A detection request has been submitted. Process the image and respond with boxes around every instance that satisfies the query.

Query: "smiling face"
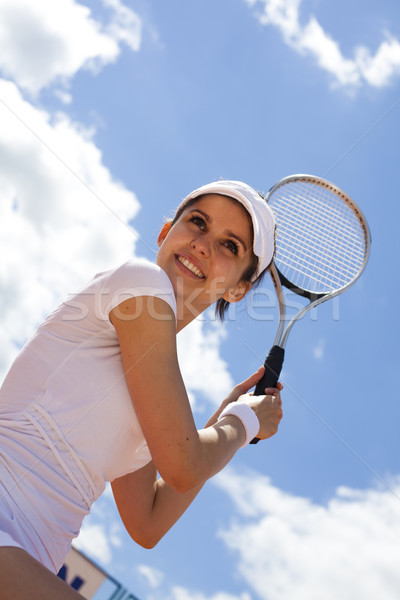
[156,194,255,327]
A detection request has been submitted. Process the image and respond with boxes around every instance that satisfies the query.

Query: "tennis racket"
[250,174,371,443]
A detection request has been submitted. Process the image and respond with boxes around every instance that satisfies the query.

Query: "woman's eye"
[225,240,239,255]
[190,216,206,230]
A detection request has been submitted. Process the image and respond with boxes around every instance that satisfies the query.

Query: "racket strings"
[280,195,365,253]
[280,190,365,254]
[277,223,363,291]
[278,211,364,283]
[276,185,365,249]
[276,215,364,290]
[270,182,367,294]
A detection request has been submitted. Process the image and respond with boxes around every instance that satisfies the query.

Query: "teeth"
[178,256,204,278]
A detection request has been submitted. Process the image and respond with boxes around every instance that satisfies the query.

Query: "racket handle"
[250,345,285,445]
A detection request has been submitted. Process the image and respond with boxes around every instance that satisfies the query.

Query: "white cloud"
[355,35,400,87]
[73,517,123,565]
[313,338,325,360]
[0,0,142,94]
[246,0,400,89]
[102,0,142,52]
[53,89,74,105]
[0,78,139,377]
[74,484,123,565]
[300,17,359,87]
[215,468,400,600]
[177,318,234,411]
[168,587,251,600]
[137,564,165,589]
[74,522,114,564]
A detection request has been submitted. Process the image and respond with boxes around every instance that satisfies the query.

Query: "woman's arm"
[111,367,280,548]
[110,296,242,492]
[111,461,203,549]
[110,296,282,493]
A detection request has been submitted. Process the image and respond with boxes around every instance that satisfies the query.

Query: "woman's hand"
[237,385,283,440]
[205,366,283,437]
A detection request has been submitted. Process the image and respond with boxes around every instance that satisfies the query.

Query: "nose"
[191,234,210,257]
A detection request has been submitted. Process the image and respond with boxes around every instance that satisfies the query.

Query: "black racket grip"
[250,345,285,445]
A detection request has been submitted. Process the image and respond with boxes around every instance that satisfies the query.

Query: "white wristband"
[218,402,260,447]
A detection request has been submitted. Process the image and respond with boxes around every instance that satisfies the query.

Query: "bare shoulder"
[110,296,177,363]
[110,295,176,333]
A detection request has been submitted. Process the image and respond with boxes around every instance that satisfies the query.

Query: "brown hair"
[170,195,273,321]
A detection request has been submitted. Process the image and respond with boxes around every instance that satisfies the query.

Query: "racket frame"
[266,174,371,350]
[250,174,371,443]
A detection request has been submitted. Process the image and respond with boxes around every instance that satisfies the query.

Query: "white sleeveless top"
[0,259,176,572]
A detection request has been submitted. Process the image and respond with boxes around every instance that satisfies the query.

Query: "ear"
[222,280,252,303]
[157,221,172,247]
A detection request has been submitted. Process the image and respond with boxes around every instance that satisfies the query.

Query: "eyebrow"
[188,208,248,252]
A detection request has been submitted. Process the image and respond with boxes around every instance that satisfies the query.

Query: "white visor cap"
[179,180,276,280]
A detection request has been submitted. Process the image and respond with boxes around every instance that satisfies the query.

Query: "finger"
[264,388,282,407]
[237,366,265,393]
[264,387,281,396]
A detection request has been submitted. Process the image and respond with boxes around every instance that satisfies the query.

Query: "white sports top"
[0,259,176,572]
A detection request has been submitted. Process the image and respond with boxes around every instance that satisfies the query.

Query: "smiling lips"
[176,255,205,279]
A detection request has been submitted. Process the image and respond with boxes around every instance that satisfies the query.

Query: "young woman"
[0,179,283,598]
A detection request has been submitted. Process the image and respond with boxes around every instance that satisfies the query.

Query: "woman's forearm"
[158,414,246,494]
[144,477,205,548]
[112,416,245,549]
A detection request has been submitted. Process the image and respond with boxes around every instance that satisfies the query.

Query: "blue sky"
[1,1,400,599]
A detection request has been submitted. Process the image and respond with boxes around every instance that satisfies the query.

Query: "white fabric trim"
[218,402,260,447]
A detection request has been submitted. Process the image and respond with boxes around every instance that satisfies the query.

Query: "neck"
[174,288,215,333]
[175,301,208,333]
